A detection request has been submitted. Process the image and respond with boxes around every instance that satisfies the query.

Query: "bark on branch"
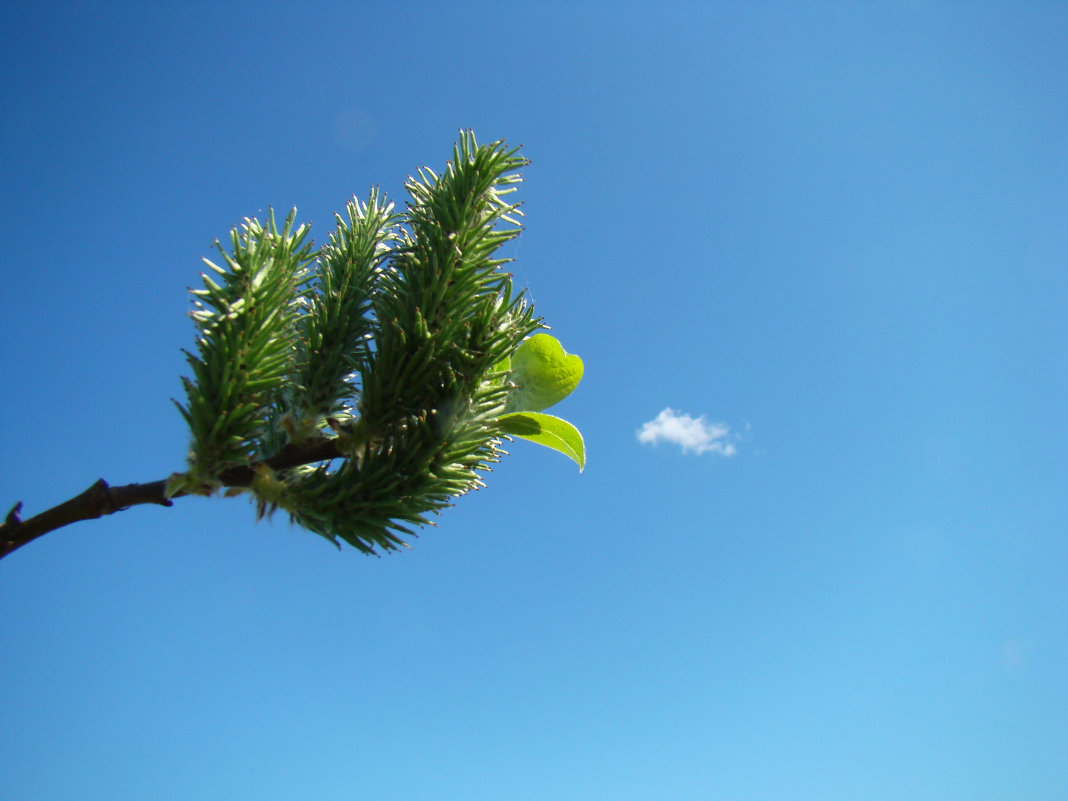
[0,437,345,560]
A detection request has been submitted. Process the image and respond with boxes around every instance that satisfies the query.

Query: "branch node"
[90,479,115,515]
[5,501,22,528]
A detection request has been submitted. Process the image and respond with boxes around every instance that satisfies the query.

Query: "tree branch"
[0,437,346,560]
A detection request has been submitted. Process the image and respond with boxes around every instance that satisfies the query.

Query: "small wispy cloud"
[637,408,738,456]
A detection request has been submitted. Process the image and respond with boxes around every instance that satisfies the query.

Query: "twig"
[0,437,345,560]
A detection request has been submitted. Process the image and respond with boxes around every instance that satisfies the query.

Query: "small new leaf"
[505,333,584,413]
[499,412,586,472]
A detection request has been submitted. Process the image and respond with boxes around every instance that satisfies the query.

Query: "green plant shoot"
[0,131,584,561]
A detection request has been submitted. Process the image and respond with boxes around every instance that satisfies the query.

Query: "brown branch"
[0,437,346,561]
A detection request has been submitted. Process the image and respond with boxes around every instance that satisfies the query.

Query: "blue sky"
[1,3,1066,799]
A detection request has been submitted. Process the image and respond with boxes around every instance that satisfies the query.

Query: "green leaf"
[506,333,583,413]
[499,411,585,471]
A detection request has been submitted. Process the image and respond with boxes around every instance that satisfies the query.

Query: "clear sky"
[1,3,1065,799]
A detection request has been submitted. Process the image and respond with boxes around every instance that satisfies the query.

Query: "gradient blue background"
[2,3,1066,799]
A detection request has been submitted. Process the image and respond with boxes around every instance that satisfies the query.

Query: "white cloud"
[637,408,738,456]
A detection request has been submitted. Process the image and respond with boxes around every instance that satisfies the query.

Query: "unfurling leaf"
[505,333,584,413]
